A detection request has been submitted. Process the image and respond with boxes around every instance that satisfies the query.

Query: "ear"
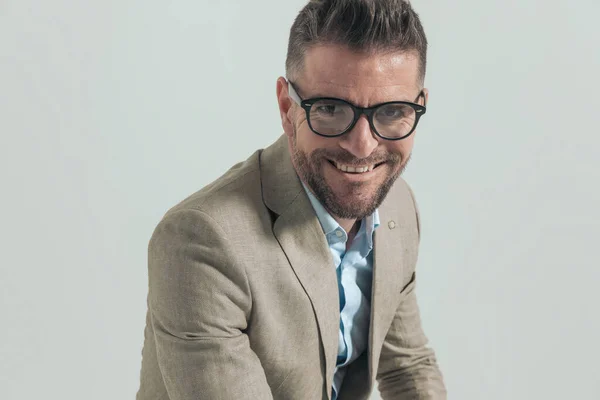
[421,87,429,106]
[276,76,295,138]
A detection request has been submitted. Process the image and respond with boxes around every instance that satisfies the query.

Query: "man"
[137,0,446,399]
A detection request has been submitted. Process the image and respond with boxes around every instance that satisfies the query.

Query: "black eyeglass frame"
[287,80,427,141]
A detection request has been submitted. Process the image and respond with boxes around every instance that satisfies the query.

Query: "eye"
[315,104,341,116]
[380,106,406,118]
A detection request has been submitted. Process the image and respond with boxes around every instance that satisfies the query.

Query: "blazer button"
[388,221,396,229]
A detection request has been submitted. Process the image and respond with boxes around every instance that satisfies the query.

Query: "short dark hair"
[286,0,428,85]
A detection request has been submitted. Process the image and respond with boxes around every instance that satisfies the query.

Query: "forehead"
[299,44,421,104]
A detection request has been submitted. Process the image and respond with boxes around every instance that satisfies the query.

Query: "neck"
[335,216,358,236]
[335,216,361,251]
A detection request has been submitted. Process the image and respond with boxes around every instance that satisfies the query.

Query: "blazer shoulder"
[401,178,421,241]
[385,176,418,214]
[160,149,265,229]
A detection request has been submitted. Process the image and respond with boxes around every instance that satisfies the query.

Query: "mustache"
[310,148,401,166]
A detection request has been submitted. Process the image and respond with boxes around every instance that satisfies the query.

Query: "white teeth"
[334,162,373,174]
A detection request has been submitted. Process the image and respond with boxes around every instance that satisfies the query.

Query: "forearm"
[376,273,446,399]
[151,312,274,399]
[377,346,446,399]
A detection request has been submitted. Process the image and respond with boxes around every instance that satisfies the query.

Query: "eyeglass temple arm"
[286,80,303,106]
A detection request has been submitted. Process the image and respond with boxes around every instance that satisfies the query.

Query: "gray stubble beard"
[291,125,410,220]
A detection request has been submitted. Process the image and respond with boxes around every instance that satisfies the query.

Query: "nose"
[338,115,379,159]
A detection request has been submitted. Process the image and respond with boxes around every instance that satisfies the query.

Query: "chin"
[327,191,379,220]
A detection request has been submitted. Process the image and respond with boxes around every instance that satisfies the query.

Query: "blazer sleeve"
[376,273,447,399]
[147,208,273,400]
[376,185,447,399]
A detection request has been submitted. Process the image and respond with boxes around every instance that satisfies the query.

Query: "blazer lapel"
[260,135,340,398]
[368,183,411,384]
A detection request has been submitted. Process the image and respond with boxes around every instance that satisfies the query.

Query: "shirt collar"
[302,183,380,246]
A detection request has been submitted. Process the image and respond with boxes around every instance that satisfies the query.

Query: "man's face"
[277,45,427,220]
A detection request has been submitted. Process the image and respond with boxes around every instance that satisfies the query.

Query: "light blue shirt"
[302,184,380,400]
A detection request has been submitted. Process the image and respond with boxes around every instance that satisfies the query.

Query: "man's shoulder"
[390,175,411,197]
[160,148,266,228]
[383,175,417,211]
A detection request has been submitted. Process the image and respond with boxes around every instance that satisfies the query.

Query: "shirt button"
[335,230,343,238]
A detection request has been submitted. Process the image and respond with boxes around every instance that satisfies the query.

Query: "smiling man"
[137,1,446,399]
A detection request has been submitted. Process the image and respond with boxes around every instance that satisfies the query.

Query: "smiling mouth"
[327,159,386,174]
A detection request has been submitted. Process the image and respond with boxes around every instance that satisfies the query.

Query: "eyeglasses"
[287,80,426,141]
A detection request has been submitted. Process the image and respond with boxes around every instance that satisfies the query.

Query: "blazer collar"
[259,134,304,216]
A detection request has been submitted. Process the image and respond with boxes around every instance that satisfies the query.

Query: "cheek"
[296,127,335,154]
[388,139,413,160]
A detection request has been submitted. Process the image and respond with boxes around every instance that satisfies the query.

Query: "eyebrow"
[300,87,357,103]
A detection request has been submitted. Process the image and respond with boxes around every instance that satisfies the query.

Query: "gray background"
[1,0,599,399]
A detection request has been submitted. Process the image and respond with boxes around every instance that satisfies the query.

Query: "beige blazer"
[137,135,446,400]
